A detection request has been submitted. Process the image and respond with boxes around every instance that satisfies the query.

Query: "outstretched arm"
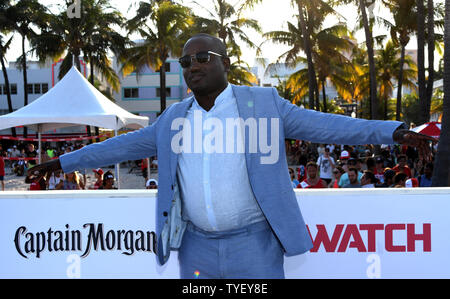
[28,121,158,177]
[273,89,436,161]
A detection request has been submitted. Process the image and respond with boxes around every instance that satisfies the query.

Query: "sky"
[3,0,442,67]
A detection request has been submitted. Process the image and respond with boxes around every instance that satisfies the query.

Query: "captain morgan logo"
[14,223,157,259]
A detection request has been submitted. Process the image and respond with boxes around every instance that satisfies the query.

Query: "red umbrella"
[412,122,441,139]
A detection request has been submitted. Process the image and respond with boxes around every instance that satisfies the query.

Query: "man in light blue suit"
[30,34,435,278]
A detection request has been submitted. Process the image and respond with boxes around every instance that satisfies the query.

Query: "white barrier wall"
[1,188,449,279]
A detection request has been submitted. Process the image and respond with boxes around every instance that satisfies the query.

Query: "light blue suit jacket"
[60,84,403,265]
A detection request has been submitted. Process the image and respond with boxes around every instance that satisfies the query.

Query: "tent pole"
[114,129,120,189]
[38,124,42,164]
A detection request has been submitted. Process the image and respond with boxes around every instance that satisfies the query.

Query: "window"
[124,88,139,98]
[34,83,41,94]
[156,87,171,98]
[42,83,48,94]
[156,62,171,73]
[10,84,17,94]
[27,84,34,94]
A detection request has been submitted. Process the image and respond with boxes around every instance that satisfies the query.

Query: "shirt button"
[163,211,168,217]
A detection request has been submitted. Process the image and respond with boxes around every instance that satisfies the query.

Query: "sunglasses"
[179,51,224,68]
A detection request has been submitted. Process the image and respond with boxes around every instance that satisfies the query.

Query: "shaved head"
[184,33,228,57]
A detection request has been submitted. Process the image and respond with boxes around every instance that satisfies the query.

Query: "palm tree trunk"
[322,79,327,113]
[359,0,379,120]
[431,0,450,187]
[21,34,28,138]
[159,59,167,113]
[0,49,17,137]
[396,45,406,121]
[426,0,435,117]
[417,0,428,124]
[297,0,318,110]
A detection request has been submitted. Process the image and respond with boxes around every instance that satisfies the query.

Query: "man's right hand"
[27,159,62,177]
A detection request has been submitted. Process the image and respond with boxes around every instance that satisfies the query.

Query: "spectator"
[393,172,408,188]
[392,154,412,178]
[377,169,396,188]
[405,178,419,188]
[25,143,38,169]
[150,156,158,169]
[361,170,377,188]
[99,171,117,189]
[0,154,4,191]
[56,172,82,190]
[297,164,306,183]
[141,159,148,184]
[342,168,361,188]
[297,162,327,189]
[89,168,104,190]
[331,166,345,188]
[418,162,433,187]
[339,158,363,187]
[146,179,158,189]
[289,167,299,188]
[47,170,64,190]
[317,147,335,185]
[25,170,46,190]
[374,157,385,183]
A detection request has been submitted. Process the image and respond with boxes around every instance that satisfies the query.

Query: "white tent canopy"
[0,66,148,133]
[0,66,149,188]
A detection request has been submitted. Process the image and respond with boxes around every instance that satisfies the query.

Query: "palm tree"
[265,6,354,111]
[297,0,318,110]
[380,0,416,121]
[121,0,192,114]
[358,0,379,119]
[32,0,127,82]
[0,0,16,136]
[31,0,129,140]
[7,0,47,137]
[0,35,16,136]
[190,0,261,86]
[432,0,450,186]
[426,0,435,110]
[416,0,428,124]
[263,0,338,110]
[374,40,417,120]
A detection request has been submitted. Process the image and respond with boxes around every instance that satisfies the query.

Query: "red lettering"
[359,224,384,252]
[307,223,431,253]
[338,224,367,252]
[407,223,431,252]
[385,224,406,252]
[308,224,344,252]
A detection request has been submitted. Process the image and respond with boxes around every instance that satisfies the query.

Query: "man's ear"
[223,57,231,72]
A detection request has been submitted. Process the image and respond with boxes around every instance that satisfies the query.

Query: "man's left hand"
[393,129,437,162]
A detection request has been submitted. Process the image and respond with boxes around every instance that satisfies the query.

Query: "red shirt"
[298,178,326,189]
[0,156,4,176]
[392,165,412,178]
[29,182,42,190]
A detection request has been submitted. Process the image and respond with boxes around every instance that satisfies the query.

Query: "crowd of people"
[0,138,438,191]
[0,141,158,191]
[286,140,436,189]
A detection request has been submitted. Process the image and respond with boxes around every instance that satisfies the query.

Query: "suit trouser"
[177,220,285,279]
